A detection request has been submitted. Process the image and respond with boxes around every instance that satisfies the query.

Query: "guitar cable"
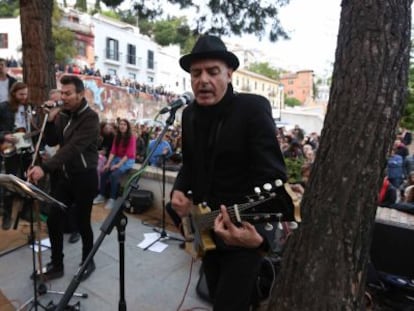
[176,257,210,311]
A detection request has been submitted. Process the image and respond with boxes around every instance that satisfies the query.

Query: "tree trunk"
[268,1,412,310]
[20,0,56,105]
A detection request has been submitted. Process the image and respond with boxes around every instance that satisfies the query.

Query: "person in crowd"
[27,75,99,281]
[134,126,146,164]
[147,135,173,167]
[403,151,414,179]
[394,138,409,160]
[387,145,404,189]
[0,82,35,230]
[0,58,17,103]
[93,119,136,210]
[0,57,17,224]
[170,35,293,311]
[98,121,115,159]
[378,176,397,207]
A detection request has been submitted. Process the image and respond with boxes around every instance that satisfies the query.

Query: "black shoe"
[68,232,80,244]
[2,215,11,230]
[31,262,64,281]
[80,260,95,282]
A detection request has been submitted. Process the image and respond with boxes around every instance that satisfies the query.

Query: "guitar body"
[180,182,301,259]
[0,129,38,158]
[183,203,216,259]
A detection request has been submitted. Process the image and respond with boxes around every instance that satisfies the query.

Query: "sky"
[119,0,342,77]
[224,0,342,77]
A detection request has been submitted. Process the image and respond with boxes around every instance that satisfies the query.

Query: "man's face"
[60,84,84,112]
[15,87,28,104]
[190,59,233,106]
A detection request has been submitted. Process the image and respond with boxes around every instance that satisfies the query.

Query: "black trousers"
[203,248,262,311]
[47,169,97,265]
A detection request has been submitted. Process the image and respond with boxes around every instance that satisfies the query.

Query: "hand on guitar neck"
[214,205,264,248]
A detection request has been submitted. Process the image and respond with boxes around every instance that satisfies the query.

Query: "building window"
[75,40,86,57]
[254,81,257,90]
[288,79,294,85]
[128,72,136,80]
[147,76,154,84]
[147,50,154,69]
[0,33,8,48]
[106,37,119,61]
[127,44,136,65]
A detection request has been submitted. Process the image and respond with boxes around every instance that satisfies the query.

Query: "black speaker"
[125,189,154,214]
[371,221,414,278]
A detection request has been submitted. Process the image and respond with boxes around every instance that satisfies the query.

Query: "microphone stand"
[143,151,184,251]
[55,105,184,311]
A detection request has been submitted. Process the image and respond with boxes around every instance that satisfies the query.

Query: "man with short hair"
[171,35,293,311]
[28,75,99,281]
[0,58,17,102]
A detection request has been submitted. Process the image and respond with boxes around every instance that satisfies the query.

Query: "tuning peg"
[263,183,272,192]
[275,179,283,187]
[254,187,261,195]
[200,202,208,210]
[276,213,283,222]
[264,223,274,231]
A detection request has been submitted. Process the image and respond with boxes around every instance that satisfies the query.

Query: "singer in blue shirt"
[147,138,173,167]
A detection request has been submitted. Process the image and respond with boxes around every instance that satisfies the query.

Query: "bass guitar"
[181,180,298,259]
[0,129,40,157]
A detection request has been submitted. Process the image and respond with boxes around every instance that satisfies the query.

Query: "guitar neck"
[196,195,275,230]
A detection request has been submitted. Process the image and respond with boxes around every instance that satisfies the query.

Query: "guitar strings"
[195,195,275,229]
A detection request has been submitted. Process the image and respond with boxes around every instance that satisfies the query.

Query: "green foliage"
[285,97,302,107]
[0,0,19,17]
[75,0,88,12]
[102,0,124,8]
[248,62,280,80]
[101,10,120,19]
[153,17,191,47]
[125,0,290,42]
[400,64,414,130]
[284,158,304,184]
[52,2,76,64]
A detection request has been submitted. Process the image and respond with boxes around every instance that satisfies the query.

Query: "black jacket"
[173,85,292,218]
[41,98,99,175]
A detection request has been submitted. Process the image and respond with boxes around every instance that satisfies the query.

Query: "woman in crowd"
[93,119,136,209]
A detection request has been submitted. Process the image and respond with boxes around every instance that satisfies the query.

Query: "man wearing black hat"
[171,35,292,310]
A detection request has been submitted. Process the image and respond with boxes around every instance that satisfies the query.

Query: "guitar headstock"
[247,179,283,203]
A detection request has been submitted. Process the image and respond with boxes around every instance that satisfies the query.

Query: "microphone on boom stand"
[159,92,194,114]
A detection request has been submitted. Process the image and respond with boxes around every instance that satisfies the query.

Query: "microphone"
[159,92,194,114]
[41,100,64,108]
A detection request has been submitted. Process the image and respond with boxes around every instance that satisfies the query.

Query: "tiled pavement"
[0,203,212,311]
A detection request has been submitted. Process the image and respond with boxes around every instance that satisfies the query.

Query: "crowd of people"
[55,61,179,102]
[5,34,407,311]
[379,129,414,214]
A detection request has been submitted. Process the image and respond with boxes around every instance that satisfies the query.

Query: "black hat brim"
[179,51,240,73]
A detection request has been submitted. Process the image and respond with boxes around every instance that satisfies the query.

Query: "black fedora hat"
[179,35,239,72]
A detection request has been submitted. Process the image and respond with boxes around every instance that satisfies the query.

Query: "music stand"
[0,174,67,311]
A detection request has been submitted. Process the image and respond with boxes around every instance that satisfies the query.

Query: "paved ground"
[0,203,212,311]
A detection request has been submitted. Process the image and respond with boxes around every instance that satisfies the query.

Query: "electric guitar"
[181,181,298,259]
[0,129,40,157]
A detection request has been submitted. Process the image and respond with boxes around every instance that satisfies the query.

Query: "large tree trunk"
[20,0,56,105]
[268,1,412,310]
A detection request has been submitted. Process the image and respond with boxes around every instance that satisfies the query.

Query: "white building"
[91,14,186,94]
[0,16,22,62]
